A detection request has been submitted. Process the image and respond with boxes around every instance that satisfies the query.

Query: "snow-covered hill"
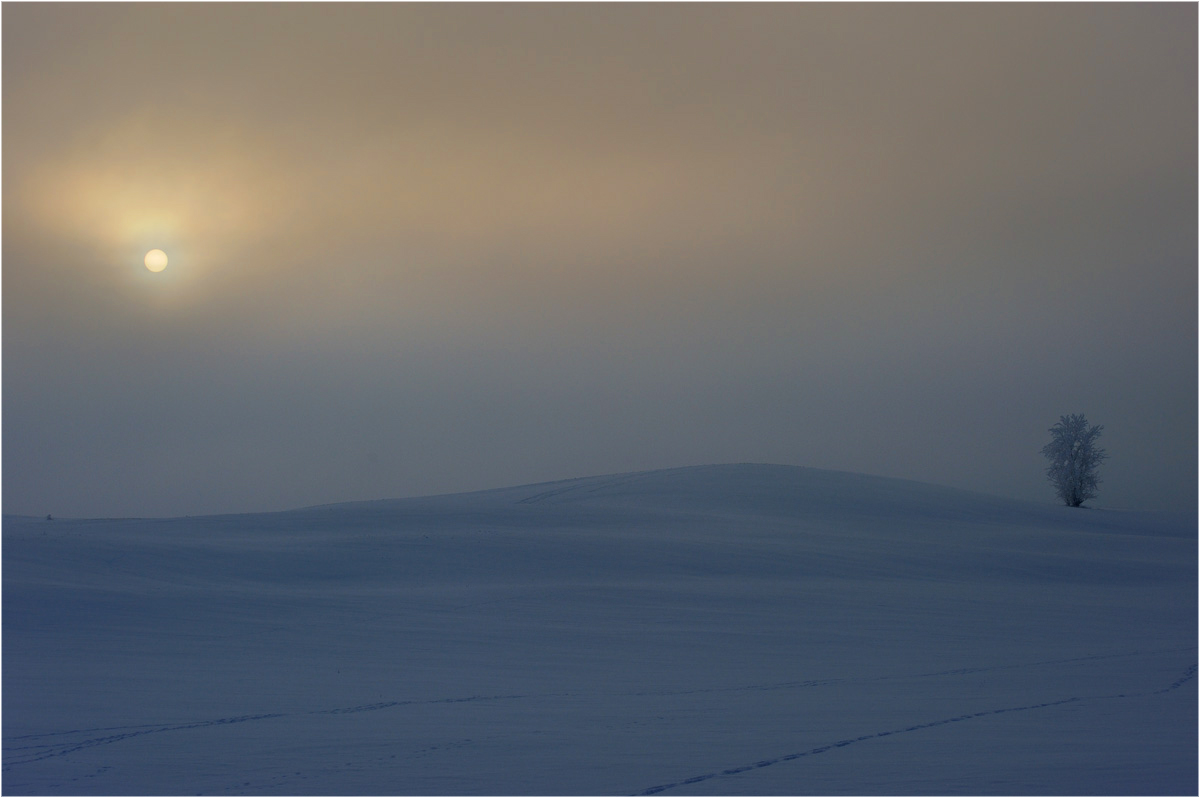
[4,464,1195,794]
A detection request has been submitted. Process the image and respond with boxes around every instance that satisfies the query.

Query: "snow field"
[4,464,1195,794]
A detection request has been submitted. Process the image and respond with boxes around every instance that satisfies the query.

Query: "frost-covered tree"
[1041,413,1107,507]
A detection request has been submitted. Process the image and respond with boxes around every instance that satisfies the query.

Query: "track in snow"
[636,664,1197,795]
[5,650,1191,771]
[2,696,525,767]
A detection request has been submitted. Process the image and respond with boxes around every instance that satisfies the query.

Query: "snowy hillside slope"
[4,464,1195,795]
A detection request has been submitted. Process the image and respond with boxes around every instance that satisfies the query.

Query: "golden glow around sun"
[144,249,168,272]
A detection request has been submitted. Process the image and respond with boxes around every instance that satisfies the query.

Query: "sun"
[144,249,168,272]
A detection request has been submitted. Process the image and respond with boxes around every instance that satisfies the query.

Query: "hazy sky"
[4,3,1196,517]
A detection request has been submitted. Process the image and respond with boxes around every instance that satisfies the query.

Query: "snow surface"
[3,463,1196,795]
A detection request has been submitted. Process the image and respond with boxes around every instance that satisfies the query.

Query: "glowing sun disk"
[144,249,168,272]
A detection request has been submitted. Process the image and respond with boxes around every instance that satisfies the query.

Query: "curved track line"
[636,664,1197,795]
[3,714,287,766]
[7,655,1192,770]
[2,695,529,767]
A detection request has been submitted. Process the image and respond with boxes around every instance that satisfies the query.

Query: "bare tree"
[1041,413,1107,507]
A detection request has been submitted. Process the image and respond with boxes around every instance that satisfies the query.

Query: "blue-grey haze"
[3,3,1195,517]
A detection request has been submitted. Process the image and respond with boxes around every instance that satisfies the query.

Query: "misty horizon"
[4,3,1196,518]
